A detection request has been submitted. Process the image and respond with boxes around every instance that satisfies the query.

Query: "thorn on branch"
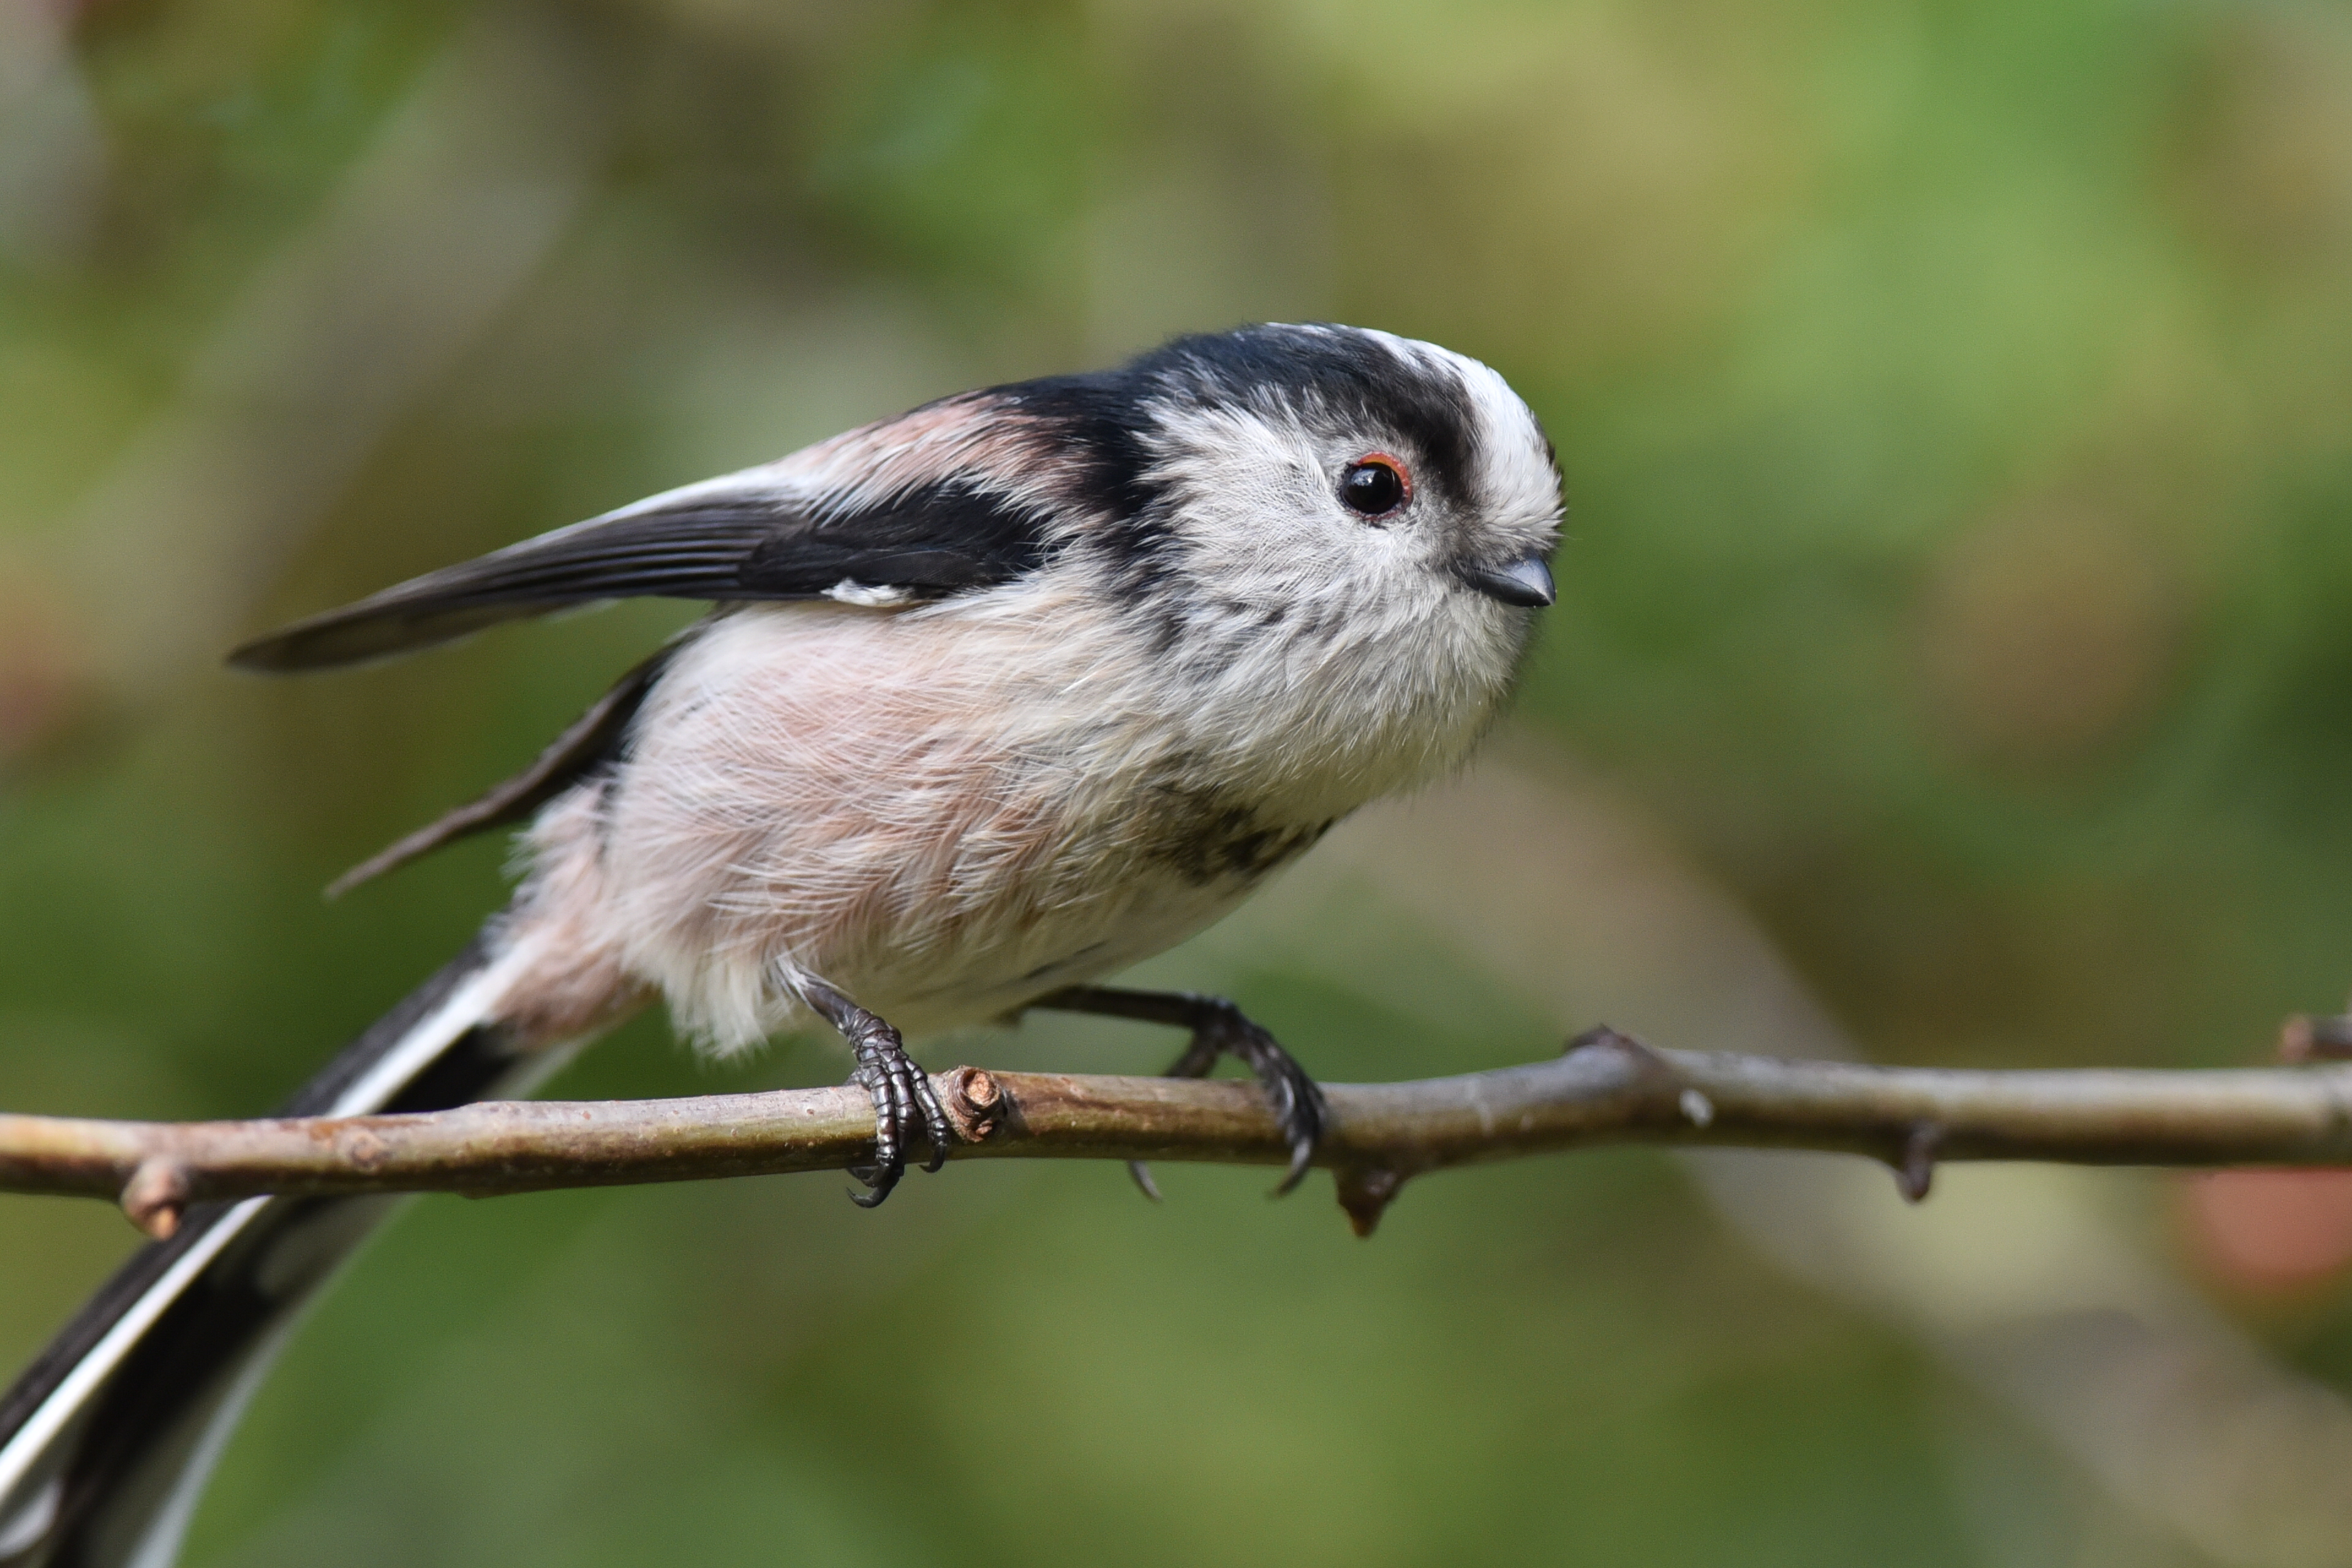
[1562,1024,1692,1132]
[1562,1023,1647,1060]
[1335,1166,1405,1238]
[1894,1123,1941,1204]
[1562,1023,1680,1091]
[120,1158,189,1238]
[2282,1012,2352,1063]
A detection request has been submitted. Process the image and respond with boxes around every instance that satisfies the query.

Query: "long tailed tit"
[0,323,1561,1568]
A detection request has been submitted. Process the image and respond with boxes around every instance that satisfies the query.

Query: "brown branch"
[6,1029,2352,1240]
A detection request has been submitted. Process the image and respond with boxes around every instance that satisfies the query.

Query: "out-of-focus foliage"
[5,0,2352,1562]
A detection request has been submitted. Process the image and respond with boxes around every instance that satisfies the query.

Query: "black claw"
[1027,986,1329,1200]
[846,1058,908,1207]
[1270,1072,1326,1194]
[1263,1068,1324,1197]
[911,1071,952,1175]
[1201,1004,1325,1197]
[802,978,956,1208]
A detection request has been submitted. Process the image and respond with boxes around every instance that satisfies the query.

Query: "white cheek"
[1153,415,1339,586]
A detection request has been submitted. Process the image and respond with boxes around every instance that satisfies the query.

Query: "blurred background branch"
[47,9,611,713]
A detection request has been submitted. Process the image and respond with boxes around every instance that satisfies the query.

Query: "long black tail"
[0,927,579,1568]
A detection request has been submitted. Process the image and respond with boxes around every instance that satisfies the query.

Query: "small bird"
[0,323,1561,1567]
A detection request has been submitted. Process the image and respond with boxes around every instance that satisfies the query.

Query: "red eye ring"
[1339,453,1412,518]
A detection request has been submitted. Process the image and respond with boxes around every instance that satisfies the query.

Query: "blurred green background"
[9,0,2352,1562]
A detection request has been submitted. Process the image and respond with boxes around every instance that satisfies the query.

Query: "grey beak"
[1460,554,1555,609]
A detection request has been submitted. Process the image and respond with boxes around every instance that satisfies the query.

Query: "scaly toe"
[911,1069,954,1175]
[848,1065,908,1206]
[1272,1132,1317,1197]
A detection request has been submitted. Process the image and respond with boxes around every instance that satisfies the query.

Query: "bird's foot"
[1161,995,1326,1196]
[801,979,954,1207]
[1031,987,1327,1197]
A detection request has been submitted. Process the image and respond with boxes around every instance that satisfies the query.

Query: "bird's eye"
[1338,455,1411,518]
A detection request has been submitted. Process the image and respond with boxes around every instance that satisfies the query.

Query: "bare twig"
[6,1029,2352,1238]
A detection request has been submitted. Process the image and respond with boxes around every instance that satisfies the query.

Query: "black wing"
[229,478,1052,672]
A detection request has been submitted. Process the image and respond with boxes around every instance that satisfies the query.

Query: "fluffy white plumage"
[497,328,1561,1052]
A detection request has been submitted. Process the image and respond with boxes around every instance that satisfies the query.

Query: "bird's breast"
[534,582,1507,1049]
